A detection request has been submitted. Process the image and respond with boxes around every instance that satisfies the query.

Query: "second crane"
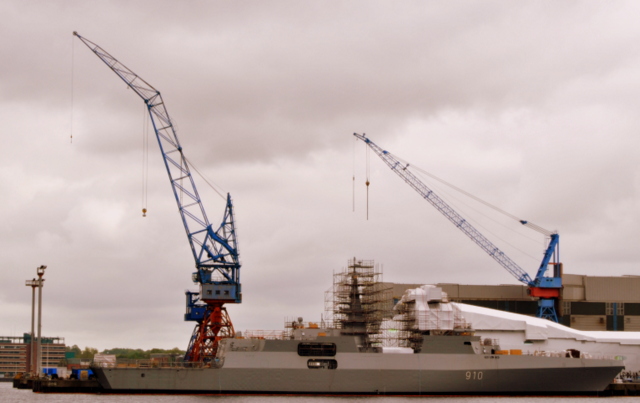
[354,133,562,322]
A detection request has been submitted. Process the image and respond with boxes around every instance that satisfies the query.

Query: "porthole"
[307,359,338,369]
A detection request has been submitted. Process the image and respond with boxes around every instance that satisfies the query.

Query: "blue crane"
[74,32,241,361]
[353,133,562,322]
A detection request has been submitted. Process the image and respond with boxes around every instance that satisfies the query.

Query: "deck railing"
[93,359,209,369]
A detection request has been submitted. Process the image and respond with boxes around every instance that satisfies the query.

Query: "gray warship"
[91,259,623,395]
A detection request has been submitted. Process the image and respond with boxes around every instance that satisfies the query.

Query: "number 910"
[465,371,483,380]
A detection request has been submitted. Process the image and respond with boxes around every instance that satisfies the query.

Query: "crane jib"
[353,132,561,322]
[74,32,242,308]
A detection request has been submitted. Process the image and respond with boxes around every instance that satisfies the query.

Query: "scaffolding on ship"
[324,258,393,349]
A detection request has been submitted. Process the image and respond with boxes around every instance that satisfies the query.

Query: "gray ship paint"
[92,334,623,395]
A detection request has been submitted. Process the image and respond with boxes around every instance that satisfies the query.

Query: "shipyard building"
[0,335,65,379]
[389,274,640,332]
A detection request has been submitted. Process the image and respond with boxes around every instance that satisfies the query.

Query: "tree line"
[65,345,185,360]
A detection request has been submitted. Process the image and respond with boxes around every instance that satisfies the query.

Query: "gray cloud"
[2,0,640,350]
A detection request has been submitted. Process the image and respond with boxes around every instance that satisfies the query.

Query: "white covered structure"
[394,285,456,331]
[392,285,640,372]
[457,302,640,372]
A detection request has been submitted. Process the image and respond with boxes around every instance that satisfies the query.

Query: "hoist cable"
[365,142,370,220]
[141,106,149,216]
[352,137,356,213]
[70,35,75,144]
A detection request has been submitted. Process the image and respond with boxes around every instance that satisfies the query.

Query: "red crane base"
[186,303,235,362]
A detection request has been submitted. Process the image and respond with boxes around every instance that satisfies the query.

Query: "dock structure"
[31,378,100,393]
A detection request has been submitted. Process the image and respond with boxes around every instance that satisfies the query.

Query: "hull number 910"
[465,371,483,380]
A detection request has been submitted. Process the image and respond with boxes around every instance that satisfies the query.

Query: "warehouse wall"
[392,274,640,332]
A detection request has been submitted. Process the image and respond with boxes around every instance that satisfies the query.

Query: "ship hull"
[92,352,623,395]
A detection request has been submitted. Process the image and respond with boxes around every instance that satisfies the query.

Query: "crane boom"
[73,32,240,289]
[354,133,562,322]
[75,32,241,361]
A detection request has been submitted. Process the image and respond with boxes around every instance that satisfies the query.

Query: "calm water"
[1,383,637,403]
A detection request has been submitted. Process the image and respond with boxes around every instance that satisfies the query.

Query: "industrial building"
[0,334,65,378]
[389,274,640,332]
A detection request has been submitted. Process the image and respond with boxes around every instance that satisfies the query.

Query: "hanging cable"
[141,105,149,217]
[70,35,75,144]
[365,135,370,220]
[352,137,356,212]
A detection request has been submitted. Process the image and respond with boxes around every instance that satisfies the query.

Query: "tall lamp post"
[24,278,38,377]
[36,265,46,377]
[25,265,46,378]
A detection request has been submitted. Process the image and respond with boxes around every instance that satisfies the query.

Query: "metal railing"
[93,359,209,369]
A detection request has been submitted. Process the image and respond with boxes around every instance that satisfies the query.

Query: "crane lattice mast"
[74,32,241,361]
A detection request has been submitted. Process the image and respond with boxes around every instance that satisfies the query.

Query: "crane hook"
[365,179,370,220]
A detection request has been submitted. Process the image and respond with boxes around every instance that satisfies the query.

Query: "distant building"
[0,334,65,377]
[389,274,640,332]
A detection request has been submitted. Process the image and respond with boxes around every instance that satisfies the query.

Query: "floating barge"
[31,378,100,393]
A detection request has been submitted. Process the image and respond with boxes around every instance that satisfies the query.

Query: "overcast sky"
[2,1,640,351]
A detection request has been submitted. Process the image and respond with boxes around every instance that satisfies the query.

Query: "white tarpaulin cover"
[395,285,454,331]
[394,285,640,371]
[454,301,640,371]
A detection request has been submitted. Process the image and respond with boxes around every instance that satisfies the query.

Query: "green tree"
[65,344,82,357]
[100,347,185,359]
[80,347,99,359]
[65,345,186,360]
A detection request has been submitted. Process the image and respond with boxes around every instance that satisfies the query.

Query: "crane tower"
[74,32,241,361]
